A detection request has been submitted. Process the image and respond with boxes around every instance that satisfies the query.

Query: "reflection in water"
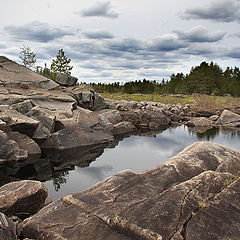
[52,171,69,192]
[0,125,239,200]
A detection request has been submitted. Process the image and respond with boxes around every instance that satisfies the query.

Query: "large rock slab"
[216,109,240,128]
[0,180,47,219]
[20,142,240,240]
[0,212,16,240]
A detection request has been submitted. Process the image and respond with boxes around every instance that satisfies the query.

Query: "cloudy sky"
[1,0,240,83]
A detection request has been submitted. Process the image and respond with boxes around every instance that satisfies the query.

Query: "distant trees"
[92,62,240,97]
[51,49,73,75]
[19,45,36,69]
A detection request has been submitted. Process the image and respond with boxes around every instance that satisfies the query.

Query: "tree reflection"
[52,171,69,191]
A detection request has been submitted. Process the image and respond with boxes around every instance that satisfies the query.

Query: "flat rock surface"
[20,142,240,240]
[0,180,48,219]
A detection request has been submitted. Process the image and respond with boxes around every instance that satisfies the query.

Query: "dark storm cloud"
[83,30,114,39]
[183,0,240,22]
[147,34,188,51]
[79,1,119,19]
[4,21,73,43]
[175,26,226,42]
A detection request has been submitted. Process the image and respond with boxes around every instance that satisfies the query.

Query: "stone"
[186,117,214,127]
[55,73,78,87]
[0,105,39,137]
[113,121,136,135]
[209,114,219,121]
[0,180,48,219]
[0,130,28,162]
[12,100,34,115]
[68,85,108,110]
[8,131,41,157]
[216,109,240,127]
[0,212,16,240]
[40,108,114,150]
[19,142,240,240]
[121,109,171,130]
[97,109,122,124]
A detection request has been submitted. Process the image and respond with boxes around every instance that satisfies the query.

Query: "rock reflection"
[0,142,113,189]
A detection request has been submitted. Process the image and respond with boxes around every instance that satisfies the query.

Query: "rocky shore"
[0,142,239,239]
[0,56,240,239]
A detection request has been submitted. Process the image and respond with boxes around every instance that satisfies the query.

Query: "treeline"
[92,62,240,96]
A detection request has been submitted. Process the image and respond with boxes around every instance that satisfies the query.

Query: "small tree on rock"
[19,45,36,69]
[51,49,73,75]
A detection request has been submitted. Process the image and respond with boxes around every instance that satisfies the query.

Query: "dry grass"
[101,93,240,110]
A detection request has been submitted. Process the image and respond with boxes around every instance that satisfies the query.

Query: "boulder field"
[0,142,239,239]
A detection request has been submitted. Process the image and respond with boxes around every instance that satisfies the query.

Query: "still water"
[44,126,240,200]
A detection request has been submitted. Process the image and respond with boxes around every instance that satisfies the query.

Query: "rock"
[55,73,78,87]
[40,108,114,150]
[209,114,219,121]
[97,109,122,124]
[186,117,214,127]
[0,212,16,240]
[19,142,240,240]
[0,130,28,162]
[26,106,56,140]
[8,131,41,157]
[113,121,136,135]
[0,180,48,219]
[121,109,171,130]
[12,100,34,115]
[68,85,108,110]
[216,109,240,127]
[0,105,39,137]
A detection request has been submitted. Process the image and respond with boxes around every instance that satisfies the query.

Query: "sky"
[1,0,240,83]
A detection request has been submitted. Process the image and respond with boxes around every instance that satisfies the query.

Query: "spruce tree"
[19,45,36,69]
[51,49,73,75]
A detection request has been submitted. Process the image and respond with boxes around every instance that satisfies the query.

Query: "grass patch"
[101,93,240,111]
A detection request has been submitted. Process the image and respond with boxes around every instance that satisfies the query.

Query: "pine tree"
[19,45,36,69]
[51,49,73,75]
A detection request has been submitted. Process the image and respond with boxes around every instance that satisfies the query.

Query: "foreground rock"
[20,142,240,240]
[0,180,47,219]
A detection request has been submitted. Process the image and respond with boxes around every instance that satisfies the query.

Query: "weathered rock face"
[113,121,136,135]
[0,130,28,162]
[186,117,214,127]
[0,212,16,240]
[216,109,240,128]
[55,73,78,87]
[19,142,240,240]
[120,109,171,130]
[40,108,114,150]
[0,105,39,137]
[8,131,41,157]
[66,85,108,110]
[0,180,48,219]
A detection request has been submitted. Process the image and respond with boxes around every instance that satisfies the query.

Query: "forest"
[92,62,240,97]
